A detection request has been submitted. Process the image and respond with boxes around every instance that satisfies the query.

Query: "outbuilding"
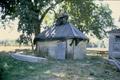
[109,29,120,58]
[108,29,120,70]
[34,14,88,59]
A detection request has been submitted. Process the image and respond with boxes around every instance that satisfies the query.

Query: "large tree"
[0,0,115,40]
[0,0,63,45]
[0,0,63,35]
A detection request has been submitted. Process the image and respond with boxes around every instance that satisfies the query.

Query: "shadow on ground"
[0,50,120,80]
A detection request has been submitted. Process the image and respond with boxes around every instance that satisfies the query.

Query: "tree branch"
[35,0,64,35]
[39,0,63,24]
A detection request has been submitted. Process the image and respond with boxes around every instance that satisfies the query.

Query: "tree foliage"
[63,0,115,38]
[0,0,115,39]
[0,0,63,35]
[0,0,19,19]
[16,34,32,46]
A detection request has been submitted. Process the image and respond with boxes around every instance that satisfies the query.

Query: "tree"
[0,0,63,35]
[0,0,115,40]
[63,0,115,39]
[0,0,63,46]
[0,0,19,19]
[16,34,32,46]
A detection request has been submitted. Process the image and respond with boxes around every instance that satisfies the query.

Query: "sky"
[103,0,120,27]
[0,19,20,40]
[0,1,120,40]
[89,1,120,44]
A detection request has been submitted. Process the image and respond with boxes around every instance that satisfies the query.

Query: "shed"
[34,14,88,60]
[108,29,120,70]
[108,29,120,58]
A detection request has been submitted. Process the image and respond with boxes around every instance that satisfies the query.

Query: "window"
[115,35,120,42]
[113,35,120,51]
[113,43,120,51]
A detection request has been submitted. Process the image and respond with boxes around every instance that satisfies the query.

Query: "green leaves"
[0,0,115,39]
[63,0,114,39]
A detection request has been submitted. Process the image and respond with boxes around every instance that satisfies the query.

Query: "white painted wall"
[74,41,86,59]
[37,40,87,59]
[66,40,86,59]
[109,33,120,58]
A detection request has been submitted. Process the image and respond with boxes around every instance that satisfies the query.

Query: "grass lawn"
[0,50,120,80]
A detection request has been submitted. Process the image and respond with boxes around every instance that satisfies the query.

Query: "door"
[65,40,74,59]
[55,42,66,59]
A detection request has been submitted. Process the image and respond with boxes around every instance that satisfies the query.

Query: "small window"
[115,35,120,42]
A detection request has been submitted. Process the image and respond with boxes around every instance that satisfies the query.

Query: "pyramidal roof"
[35,23,88,41]
[34,13,88,42]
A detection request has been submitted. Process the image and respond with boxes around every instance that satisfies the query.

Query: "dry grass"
[0,47,120,80]
[0,49,120,80]
[0,46,31,52]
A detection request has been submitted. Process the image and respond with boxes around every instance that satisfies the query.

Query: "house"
[108,29,120,58]
[34,13,88,60]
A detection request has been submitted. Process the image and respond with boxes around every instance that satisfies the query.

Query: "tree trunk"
[35,22,41,37]
[34,1,64,56]
[34,0,64,36]
[34,7,51,55]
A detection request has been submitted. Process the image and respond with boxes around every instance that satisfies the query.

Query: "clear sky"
[103,0,120,27]
[0,1,120,40]
[0,19,20,40]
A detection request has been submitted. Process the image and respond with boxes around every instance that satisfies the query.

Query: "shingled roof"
[34,23,88,42]
[34,13,88,42]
